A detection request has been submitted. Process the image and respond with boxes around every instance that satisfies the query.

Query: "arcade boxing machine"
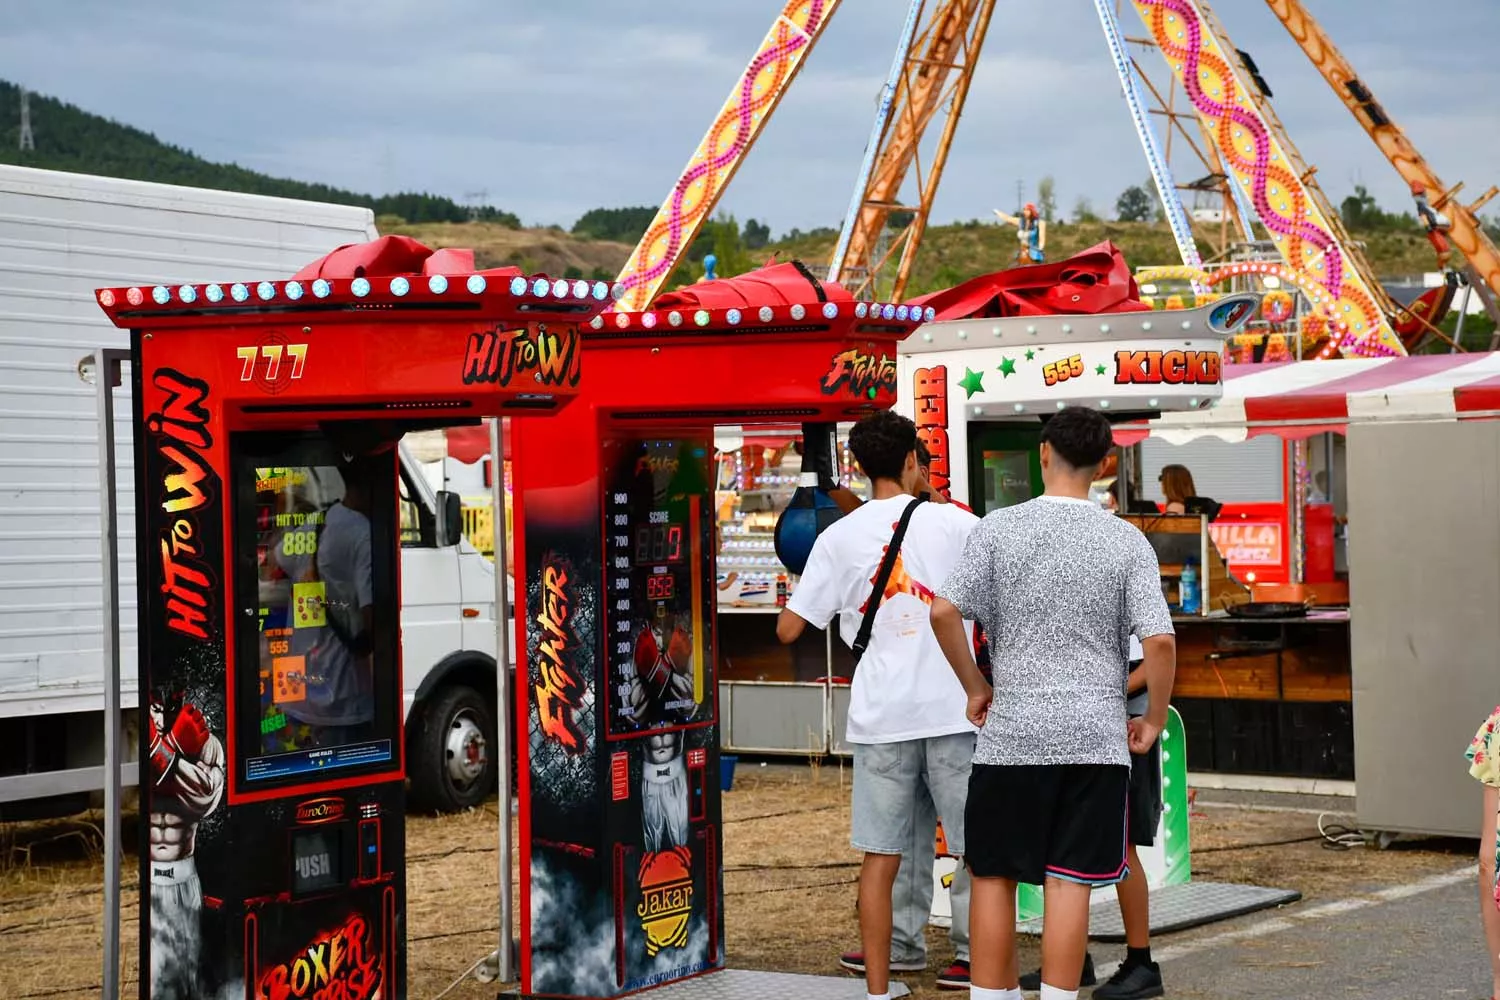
[94,236,613,1000]
[508,264,928,999]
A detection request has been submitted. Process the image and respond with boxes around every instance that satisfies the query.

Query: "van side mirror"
[436,491,464,547]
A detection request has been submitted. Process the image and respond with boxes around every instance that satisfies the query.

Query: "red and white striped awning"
[1115,352,1500,444]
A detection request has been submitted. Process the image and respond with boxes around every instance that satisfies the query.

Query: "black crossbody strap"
[850,496,927,665]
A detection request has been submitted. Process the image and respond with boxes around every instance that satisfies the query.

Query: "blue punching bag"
[774,423,845,576]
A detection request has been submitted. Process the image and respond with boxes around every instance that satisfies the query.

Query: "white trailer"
[0,166,511,817]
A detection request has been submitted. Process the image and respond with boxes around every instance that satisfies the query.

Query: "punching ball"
[774,423,846,576]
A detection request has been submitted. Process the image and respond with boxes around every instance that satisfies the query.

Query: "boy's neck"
[871,478,906,500]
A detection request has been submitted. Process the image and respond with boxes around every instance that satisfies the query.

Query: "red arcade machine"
[510,264,927,998]
[96,237,610,1000]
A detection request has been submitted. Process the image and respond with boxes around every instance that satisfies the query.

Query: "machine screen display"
[602,436,716,739]
[233,435,397,785]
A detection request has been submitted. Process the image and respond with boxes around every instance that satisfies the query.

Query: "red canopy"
[910,241,1151,321]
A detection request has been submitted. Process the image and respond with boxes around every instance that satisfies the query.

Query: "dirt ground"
[0,764,1477,999]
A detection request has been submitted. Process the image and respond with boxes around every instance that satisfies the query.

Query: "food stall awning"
[1115,352,1500,444]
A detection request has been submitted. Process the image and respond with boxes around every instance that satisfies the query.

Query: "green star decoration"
[958,367,985,397]
[998,356,1017,378]
[1024,349,1035,361]
[1095,363,1108,376]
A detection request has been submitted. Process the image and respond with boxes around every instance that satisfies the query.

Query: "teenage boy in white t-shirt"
[777,410,980,1000]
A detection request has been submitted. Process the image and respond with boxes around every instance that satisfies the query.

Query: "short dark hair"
[848,410,917,483]
[914,437,932,470]
[1040,406,1114,469]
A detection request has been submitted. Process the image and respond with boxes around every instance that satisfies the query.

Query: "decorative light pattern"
[257,281,277,301]
[231,283,250,303]
[467,275,487,294]
[822,302,839,319]
[152,286,170,305]
[177,285,197,304]
[285,281,304,300]
[429,275,450,294]
[726,308,743,325]
[350,278,370,298]
[390,277,410,297]
[312,279,332,298]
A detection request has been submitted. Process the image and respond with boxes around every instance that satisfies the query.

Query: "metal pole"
[825,0,925,284]
[93,349,125,1000]
[1092,0,1204,286]
[1451,281,1473,353]
[490,417,514,984]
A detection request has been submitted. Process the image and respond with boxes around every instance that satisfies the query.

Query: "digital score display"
[602,436,717,739]
[635,524,684,565]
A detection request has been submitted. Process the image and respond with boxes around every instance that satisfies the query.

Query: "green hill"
[0,79,518,226]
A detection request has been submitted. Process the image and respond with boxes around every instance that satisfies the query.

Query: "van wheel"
[409,685,494,813]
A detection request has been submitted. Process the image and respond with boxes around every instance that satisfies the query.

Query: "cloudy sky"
[5,0,1496,236]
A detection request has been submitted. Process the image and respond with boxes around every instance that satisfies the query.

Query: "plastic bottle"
[1180,559,1201,615]
[775,573,789,607]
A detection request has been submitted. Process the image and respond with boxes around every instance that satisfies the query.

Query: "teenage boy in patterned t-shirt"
[928,406,1176,1000]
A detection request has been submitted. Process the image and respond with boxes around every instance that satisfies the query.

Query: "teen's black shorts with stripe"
[1128,730,1163,847]
[964,762,1129,887]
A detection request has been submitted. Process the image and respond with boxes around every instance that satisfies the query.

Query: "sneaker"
[837,951,926,974]
[1091,959,1164,1000]
[935,960,970,989]
[1017,951,1096,991]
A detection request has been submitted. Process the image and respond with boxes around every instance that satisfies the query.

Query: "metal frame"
[88,347,128,1000]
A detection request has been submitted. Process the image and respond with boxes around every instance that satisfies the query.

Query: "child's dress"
[1468,705,1500,910]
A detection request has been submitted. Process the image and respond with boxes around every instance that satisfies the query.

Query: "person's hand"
[965,683,992,729]
[1128,716,1162,755]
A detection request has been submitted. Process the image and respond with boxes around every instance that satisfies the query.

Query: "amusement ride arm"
[1262,0,1500,333]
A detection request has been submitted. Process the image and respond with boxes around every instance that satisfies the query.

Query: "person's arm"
[1124,533,1176,751]
[931,598,989,727]
[1125,663,1146,696]
[932,521,992,726]
[777,533,840,645]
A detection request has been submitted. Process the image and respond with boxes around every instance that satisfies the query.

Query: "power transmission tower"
[463,190,490,222]
[19,89,34,151]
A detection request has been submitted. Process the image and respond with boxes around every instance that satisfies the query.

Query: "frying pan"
[1224,599,1311,619]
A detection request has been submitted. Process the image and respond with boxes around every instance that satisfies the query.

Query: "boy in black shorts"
[928,407,1175,1000]
[1019,636,1165,998]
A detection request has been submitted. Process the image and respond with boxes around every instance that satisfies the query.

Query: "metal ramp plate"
[1017,881,1302,941]
[511,969,909,1000]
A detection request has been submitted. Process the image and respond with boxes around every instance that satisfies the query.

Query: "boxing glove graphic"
[147,711,183,786]
[170,703,212,758]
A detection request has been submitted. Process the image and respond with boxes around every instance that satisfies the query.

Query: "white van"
[0,165,511,817]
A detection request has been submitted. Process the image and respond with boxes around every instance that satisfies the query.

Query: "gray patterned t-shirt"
[937,496,1173,767]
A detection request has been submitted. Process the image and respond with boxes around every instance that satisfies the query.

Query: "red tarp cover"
[910,241,1151,321]
[291,234,522,281]
[650,261,851,311]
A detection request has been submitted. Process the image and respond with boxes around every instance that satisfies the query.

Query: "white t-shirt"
[786,495,979,744]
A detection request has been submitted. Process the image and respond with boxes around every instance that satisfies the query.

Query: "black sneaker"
[1091,959,1164,1000]
[1017,951,1095,991]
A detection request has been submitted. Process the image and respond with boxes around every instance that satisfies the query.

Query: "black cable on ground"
[726,876,857,896]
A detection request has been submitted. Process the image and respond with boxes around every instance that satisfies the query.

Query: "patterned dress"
[1467,705,1500,910]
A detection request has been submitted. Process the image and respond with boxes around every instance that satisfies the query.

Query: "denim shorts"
[851,730,976,857]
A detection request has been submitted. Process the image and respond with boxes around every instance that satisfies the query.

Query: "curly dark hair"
[915,437,932,471]
[1039,406,1114,470]
[848,410,918,483]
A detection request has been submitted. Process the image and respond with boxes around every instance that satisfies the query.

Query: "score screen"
[634,523,684,565]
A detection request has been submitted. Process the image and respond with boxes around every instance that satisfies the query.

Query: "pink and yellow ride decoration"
[1137,261,1351,360]
[612,0,842,313]
[1130,0,1403,358]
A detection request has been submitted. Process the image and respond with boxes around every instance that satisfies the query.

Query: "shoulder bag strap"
[850,496,928,666]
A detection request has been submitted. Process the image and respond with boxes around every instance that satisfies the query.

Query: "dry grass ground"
[0,766,1475,1000]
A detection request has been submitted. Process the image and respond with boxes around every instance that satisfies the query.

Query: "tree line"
[0,80,520,227]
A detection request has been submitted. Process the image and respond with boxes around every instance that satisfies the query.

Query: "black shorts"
[965,763,1129,886]
[1128,730,1163,847]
